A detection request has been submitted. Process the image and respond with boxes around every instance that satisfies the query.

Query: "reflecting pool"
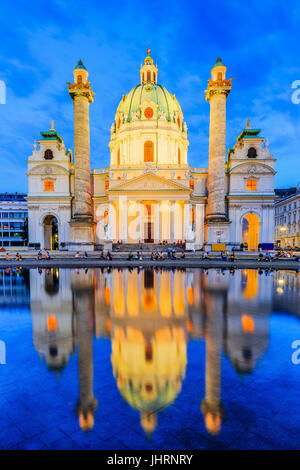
[0,267,300,450]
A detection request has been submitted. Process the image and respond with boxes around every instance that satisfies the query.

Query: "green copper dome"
[116,83,183,123]
[212,57,225,68]
[74,59,87,71]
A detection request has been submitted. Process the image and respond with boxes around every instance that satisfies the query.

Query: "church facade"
[27,51,276,251]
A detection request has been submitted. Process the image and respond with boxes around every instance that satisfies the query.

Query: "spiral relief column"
[68,60,95,250]
[205,58,232,247]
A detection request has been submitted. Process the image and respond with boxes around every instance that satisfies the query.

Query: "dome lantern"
[73,59,89,85]
[211,57,227,82]
[140,48,158,85]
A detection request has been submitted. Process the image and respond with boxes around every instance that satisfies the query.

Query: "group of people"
[257,251,300,262]
[5,252,23,262]
[158,240,185,248]
[37,251,51,260]
[99,251,113,260]
[274,250,299,259]
[127,251,143,261]
[150,250,185,260]
[75,251,89,259]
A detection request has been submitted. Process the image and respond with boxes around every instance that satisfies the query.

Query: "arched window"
[147,71,151,82]
[77,75,82,84]
[144,141,154,162]
[217,72,223,81]
[178,148,181,165]
[177,117,181,128]
[142,73,144,83]
[247,147,257,158]
[117,148,120,165]
[44,149,53,160]
[153,73,156,83]
[117,117,121,129]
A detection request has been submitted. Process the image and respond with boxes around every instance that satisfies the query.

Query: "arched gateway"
[242,214,260,251]
[43,215,58,250]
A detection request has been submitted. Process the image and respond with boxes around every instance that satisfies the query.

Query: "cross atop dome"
[140,48,158,84]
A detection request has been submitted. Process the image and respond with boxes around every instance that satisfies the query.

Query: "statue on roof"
[50,120,55,131]
[246,118,251,128]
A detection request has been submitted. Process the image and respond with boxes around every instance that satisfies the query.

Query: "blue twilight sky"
[0,0,300,193]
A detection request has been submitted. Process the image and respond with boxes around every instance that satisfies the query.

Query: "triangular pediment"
[109,173,190,192]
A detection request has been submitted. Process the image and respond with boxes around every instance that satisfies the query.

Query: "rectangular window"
[246,179,257,191]
[44,180,54,191]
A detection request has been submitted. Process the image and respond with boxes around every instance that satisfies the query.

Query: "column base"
[103,240,113,252]
[185,242,196,251]
[205,220,231,248]
[68,218,95,251]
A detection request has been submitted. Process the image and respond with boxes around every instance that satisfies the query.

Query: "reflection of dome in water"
[118,376,182,414]
[111,326,187,436]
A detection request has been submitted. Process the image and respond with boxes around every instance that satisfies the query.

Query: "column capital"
[205,79,232,101]
[68,83,94,103]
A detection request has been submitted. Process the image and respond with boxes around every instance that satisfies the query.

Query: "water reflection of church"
[29,267,274,436]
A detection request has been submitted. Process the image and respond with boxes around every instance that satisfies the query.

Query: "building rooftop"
[0,193,27,202]
[274,187,300,204]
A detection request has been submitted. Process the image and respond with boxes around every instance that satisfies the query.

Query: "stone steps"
[112,243,185,252]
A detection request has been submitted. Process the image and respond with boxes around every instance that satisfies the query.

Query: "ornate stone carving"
[248,165,256,174]
[104,223,112,241]
[159,111,167,121]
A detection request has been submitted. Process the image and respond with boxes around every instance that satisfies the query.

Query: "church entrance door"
[144,222,154,243]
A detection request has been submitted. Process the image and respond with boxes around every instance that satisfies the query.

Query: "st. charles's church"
[27,50,276,251]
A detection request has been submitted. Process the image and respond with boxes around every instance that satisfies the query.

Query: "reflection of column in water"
[73,271,98,431]
[201,272,228,435]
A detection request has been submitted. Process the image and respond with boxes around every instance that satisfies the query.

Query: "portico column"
[171,201,175,243]
[123,198,128,242]
[184,202,189,241]
[155,202,161,242]
[108,202,114,241]
[195,204,204,247]
[138,202,143,242]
